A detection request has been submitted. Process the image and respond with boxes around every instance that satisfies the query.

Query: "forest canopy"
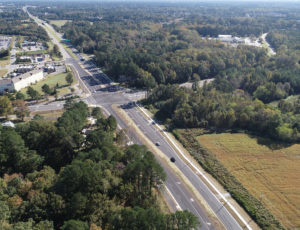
[0,101,200,229]
[31,2,300,142]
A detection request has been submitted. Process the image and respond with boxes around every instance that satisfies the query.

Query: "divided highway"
[25,6,251,230]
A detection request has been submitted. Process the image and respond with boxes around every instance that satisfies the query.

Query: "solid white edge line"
[137,104,252,230]
[26,6,250,228]
[164,185,182,211]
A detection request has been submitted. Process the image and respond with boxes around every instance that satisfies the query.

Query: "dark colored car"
[170,157,176,163]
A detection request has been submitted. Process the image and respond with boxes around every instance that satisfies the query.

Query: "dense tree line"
[60,19,299,97]
[0,8,49,42]
[0,96,30,121]
[0,101,200,229]
[28,3,299,137]
[0,49,10,59]
[37,3,298,101]
[144,85,300,143]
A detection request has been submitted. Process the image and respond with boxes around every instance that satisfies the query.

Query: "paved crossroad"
[26,7,252,230]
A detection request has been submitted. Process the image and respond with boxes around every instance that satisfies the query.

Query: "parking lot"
[0,36,11,50]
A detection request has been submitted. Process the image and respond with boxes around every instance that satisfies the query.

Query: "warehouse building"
[0,69,44,94]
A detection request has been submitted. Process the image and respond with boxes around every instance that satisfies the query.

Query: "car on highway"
[155,142,160,146]
[170,157,176,163]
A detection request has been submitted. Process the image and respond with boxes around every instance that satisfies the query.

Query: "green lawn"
[20,71,77,98]
[25,49,48,55]
[47,41,62,61]
[50,20,71,27]
[9,36,15,50]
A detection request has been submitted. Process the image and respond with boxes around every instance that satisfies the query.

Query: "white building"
[218,35,245,44]
[18,56,32,62]
[0,69,44,93]
[1,121,15,128]
[13,69,44,91]
[218,35,233,42]
[233,36,245,44]
[16,65,35,73]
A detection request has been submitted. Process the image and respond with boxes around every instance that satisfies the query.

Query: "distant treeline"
[0,8,49,42]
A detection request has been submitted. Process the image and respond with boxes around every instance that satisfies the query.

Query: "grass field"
[50,20,71,27]
[0,68,8,77]
[46,41,62,61]
[20,72,77,97]
[0,57,10,66]
[197,133,300,229]
[31,109,65,120]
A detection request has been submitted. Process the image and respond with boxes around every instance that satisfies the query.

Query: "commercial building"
[218,35,245,44]
[0,69,44,93]
[218,35,233,42]
[16,65,35,73]
[12,69,44,91]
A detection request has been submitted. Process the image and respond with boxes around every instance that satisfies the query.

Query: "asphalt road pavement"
[26,8,250,230]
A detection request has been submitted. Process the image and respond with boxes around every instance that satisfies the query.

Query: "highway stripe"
[164,185,182,211]
[137,104,252,230]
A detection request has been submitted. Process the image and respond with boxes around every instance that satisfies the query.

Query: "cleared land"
[50,20,70,27]
[0,57,10,66]
[31,109,65,120]
[197,133,300,229]
[0,68,8,77]
[20,72,77,97]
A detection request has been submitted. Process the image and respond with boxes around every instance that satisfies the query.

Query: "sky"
[65,0,297,1]
[1,0,300,3]
[1,0,300,1]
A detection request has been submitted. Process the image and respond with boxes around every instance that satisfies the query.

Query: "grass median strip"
[44,23,78,60]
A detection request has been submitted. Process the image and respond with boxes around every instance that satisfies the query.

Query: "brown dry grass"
[197,133,300,230]
[31,109,65,120]
[0,68,8,77]
[0,58,10,66]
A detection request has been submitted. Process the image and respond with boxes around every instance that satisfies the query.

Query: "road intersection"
[25,6,254,230]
